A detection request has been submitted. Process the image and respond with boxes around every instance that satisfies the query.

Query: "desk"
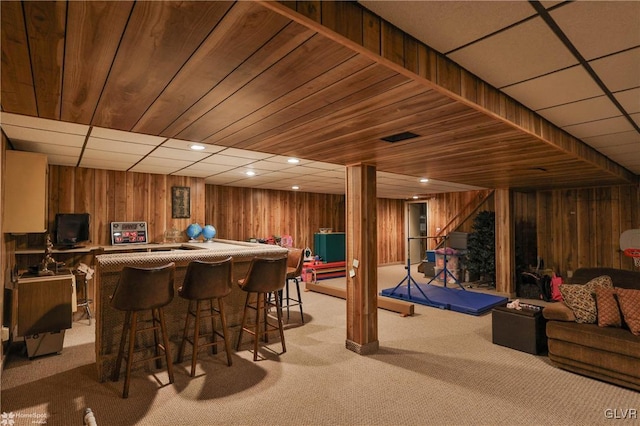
[17,271,74,358]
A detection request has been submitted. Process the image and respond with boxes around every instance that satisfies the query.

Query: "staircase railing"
[435,189,494,247]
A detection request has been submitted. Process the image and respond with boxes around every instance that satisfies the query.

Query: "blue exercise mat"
[380,283,508,315]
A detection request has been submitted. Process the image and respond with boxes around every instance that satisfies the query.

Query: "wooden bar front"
[93,239,287,382]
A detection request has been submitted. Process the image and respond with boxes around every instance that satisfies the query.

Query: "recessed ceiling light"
[245,170,256,176]
[292,185,300,190]
[412,195,419,199]
[190,144,205,151]
[287,158,300,164]
[420,178,429,183]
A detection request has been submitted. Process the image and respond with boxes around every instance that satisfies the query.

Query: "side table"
[492,304,547,355]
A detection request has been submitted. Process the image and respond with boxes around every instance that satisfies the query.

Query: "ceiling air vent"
[381,132,420,143]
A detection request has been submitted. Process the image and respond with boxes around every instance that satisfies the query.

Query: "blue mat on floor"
[380,283,508,315]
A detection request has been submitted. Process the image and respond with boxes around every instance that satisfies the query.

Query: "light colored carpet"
[1,264,637,426]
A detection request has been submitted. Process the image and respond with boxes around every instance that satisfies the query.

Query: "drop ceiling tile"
[130,164,180,175]
[550,1,640,60]
[46,154,80,167]
[81,148,142,163]
[502,65,601,111]
[359,1,535,53]
[9,141,82,157]
[2,124,87,147]
[448,17,576,88]
[313,169,347,179]
[79,157,133,171]
[200,154,255,167]
[582,130,640,149]
[182,163,237,174]
[1,112,89,135]
[171,169,214,178]
[149,146,210,161]
[85,137,157,155]
[589,48,640,93]
[204,175,243,185]
[598,142,640,156]
[303,161,344,171]
[249,159,298,172]
[563,116,635,139]
[135,157,193,168]
[603,152,640,173]
[91,127,165,145]
[222,148,274,160]
[614,88,640,114]
[537,96,620,127]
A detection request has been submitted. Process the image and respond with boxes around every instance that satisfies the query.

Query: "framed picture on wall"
[171,186,190,218]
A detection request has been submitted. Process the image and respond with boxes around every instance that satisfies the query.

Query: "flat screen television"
[54,213,90,248]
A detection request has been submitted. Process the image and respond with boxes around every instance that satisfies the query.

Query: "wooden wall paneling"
[436,54,461,96]
[536,191,551,270]
[460,69,478,104]
[0,1,37,115]
[610,186,621,268]
[562,189,578,274]
[376,198,404,265]
[576,188,591,271]
[74,167,93,214]
[149,174,165,243]
[549,189,563,272]
[596,187,615,268]
[513,191,537,269]
[362,8,381,55]
[23,1,66,119]
[296,1,321,22]
[380,21,404,67]
[403,35,419,75]
[320,1,363,45]
[56,166,75,214]
[619,185,634,269]
[93,169,108,246]
[587,188,599,268]
[194,178,206,229]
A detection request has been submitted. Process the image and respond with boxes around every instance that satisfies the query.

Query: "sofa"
[542,267,640,391]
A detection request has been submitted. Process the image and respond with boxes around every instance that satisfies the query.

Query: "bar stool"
[177,258,234,377]
[110,263,175,399]
[236,256,288,361]
[283,248,304,323]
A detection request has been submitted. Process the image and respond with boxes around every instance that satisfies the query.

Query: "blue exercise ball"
[202,225,216,241]
[186,223,202,241]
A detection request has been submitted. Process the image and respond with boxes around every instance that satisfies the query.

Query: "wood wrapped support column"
[495,188,516,297]
[345,164,379,355]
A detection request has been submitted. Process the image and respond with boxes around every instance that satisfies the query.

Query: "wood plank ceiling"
[1,0,637,195]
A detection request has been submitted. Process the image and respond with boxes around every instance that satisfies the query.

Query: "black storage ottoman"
[492,305,547,355]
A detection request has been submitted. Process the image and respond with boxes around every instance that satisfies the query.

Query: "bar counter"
[94,239,287,382]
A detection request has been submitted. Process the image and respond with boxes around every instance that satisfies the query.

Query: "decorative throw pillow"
[559,275,614,324]
[616,288,640,336]
[594,286,621,327]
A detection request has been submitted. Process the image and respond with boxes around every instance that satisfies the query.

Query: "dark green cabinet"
[314,232,345,263]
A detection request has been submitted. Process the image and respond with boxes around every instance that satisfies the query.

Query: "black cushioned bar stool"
[236,256,288,361]
[110,263,175,398]
[177,258,234,377]
[283,248,304,323]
